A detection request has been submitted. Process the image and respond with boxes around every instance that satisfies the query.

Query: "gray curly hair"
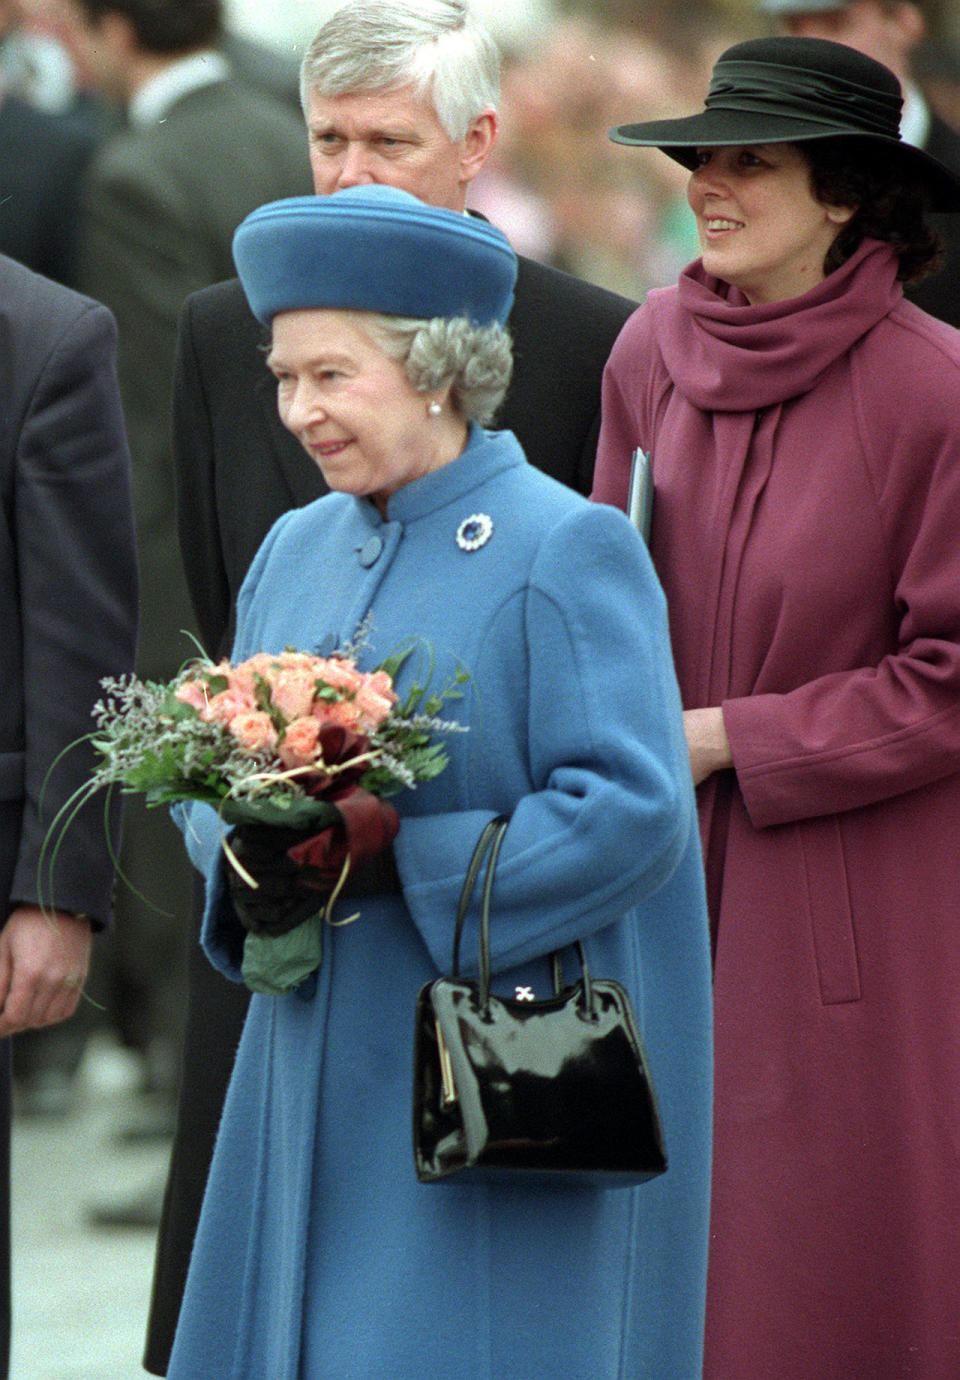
[357,312,512,425]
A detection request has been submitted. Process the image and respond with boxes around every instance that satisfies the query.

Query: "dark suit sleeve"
[499,256,636,496]
[10,299,138,923]
[171,294,231,659]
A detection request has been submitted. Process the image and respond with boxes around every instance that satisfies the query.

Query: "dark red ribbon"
[285,785,399,885]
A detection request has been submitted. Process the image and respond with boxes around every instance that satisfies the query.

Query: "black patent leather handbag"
[413,816,668,1185]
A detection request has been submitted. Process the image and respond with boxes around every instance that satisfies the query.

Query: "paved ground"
[10,1037,168,1380]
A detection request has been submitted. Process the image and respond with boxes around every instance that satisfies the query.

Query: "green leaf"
[375,646,414,682]
[241,917,324,995]
[218,797,340,829]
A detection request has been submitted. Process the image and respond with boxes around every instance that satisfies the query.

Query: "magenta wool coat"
[593,239,960,1379]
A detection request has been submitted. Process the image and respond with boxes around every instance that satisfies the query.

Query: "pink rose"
[354,683,395,731]
[277,651,318,671]
[268,667,319,723]
[278,715,321,769]
[228,711,278,754]
[174,679,208,713]
[203,686,257,725]
[317,699,364,732]
[364,670,397,702]
[227,655,269,698]
[317,658,364,695]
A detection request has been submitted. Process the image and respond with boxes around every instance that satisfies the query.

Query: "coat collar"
[356,424,525,528]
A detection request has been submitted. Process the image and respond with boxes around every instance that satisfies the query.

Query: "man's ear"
[459,109,498,187]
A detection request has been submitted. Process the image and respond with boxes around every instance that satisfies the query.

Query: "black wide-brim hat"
[610,36,960,212]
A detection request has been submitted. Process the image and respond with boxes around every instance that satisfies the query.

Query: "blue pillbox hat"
[233,185,517,327]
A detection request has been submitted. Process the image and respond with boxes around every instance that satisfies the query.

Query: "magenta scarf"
[646,239,903,412]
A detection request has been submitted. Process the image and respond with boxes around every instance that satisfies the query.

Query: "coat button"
[358,535,384,567]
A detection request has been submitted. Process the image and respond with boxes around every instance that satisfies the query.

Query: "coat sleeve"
[724,330,960,829]
[79,145,214,679]
[80,154,200,492]
[11,297,138,923]
[171,292,232,660]
[394,504,697,975]
[183,513,311,983]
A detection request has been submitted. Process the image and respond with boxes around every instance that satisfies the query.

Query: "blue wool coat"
[168,428,712,1380]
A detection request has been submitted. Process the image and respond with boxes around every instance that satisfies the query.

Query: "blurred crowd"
[5,0,960,300]
[470,15,738,296]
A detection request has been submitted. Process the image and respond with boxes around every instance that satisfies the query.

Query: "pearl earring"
[428,399,442,417]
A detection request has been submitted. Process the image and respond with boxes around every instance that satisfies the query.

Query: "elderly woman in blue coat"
[167,186,712,1380]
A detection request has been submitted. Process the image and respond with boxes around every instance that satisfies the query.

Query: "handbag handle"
[451,817,596,1018]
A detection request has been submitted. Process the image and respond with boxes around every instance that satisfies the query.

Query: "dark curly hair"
[804,137,942,283]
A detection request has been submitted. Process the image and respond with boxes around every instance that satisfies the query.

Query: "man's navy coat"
[0,256,137,1375]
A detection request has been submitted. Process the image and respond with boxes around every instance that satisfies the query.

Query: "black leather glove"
[225,824,326,938]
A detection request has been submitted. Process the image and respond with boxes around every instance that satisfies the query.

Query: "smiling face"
[686,143,856,304]
[306,83,495,211]
[267,309,466,515]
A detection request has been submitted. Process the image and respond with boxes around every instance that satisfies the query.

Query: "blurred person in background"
[216,24,301,113]
[0,0,78,112]
[42,0,312,1161]
[144,1,637,1372]
[0,251,137,1378]
[760,0,960,323]
[0,60,99,286]
[0,0,105,287]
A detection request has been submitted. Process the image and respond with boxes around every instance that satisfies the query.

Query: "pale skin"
[0,906,91,1038]
[292,86,496,507]
[267,309,468,517]
[684,707,733,787]
[681,142,856,783]
[687,143,855,306]
[305,84,497,211]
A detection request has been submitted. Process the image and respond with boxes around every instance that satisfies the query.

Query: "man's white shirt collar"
[900,80,931,151]
[129,50,230,127]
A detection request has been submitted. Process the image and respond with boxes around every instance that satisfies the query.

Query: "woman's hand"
[683,707,733,785]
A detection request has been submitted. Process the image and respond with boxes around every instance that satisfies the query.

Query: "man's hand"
[0,906,92,1038]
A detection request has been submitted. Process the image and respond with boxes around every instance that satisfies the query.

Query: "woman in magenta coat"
[593,35,960,1380]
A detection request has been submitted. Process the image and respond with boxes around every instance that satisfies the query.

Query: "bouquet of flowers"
[48,642,467,994]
